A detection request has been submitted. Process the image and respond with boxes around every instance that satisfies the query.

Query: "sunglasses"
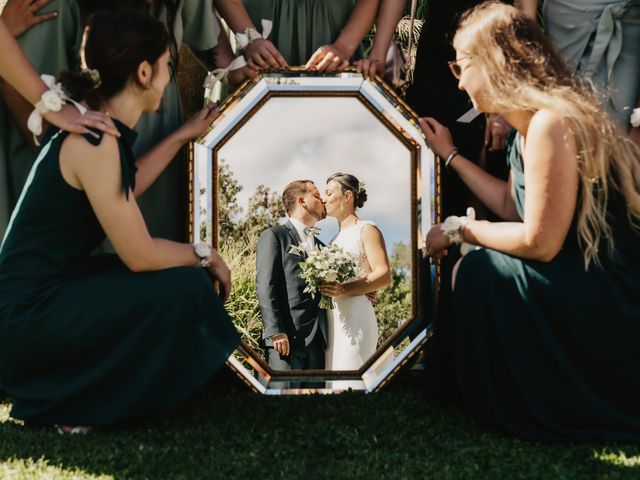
[448,57,471,79]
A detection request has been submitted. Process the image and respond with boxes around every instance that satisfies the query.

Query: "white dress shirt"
[289,217,316,253]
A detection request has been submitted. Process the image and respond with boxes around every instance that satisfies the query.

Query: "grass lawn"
[1,371,638,480]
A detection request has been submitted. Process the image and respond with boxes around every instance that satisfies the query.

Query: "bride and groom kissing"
[256,173,392,389]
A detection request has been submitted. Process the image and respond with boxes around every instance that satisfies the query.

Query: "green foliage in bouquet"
[298,244,358,310]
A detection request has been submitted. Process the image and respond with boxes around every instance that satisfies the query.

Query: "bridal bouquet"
[297,244,357,309]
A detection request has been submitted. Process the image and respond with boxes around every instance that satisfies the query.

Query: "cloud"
[218,97,413,248]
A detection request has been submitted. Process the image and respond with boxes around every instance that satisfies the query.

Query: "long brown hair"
[454,1,640,267]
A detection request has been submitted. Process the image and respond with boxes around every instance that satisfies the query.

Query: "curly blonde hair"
[453,1,640,268]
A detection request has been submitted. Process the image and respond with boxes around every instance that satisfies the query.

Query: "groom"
[256,180,327,387]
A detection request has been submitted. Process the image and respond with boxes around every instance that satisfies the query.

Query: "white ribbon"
[27,74,87,146]
[203,56,248,104]
[235,19,273,50]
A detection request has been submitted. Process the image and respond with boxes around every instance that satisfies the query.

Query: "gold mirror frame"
[190,70,439,394]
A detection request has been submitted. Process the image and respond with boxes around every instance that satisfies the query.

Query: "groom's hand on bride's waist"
[366,291,378,304]
[271,333,290,356]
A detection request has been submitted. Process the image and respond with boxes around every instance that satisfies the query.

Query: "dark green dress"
[243,0,358,66]
[452,134,640,441]
[0,121,239,426]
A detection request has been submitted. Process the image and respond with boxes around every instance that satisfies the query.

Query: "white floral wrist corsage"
[441,207,476,245]
[27,74,86,146]
[235,19,273,50]
[631,108,640,128]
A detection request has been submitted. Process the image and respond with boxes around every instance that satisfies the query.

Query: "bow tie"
[304,226,321,237]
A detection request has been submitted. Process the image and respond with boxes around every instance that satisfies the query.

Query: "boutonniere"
[288,243,307,257]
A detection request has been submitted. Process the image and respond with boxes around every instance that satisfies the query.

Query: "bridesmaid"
[218,0,379,70]
[422,2,640,441]
[518,0,640,136]
[0,9,239,429]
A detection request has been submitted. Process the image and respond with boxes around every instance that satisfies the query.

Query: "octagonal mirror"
[191,70,437,394]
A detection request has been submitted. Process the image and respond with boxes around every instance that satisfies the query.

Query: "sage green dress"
[0,122,239,425]
[543,0,640,127]
[452,134,640,441]
[134,0,220,241]
[0,0,81,240]
[243,0,359,66]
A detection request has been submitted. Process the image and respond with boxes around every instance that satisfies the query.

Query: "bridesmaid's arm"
[61,131,232,295]
[0,19,118,137]
[132,105,220,198]
[356,0,405,78]
[420,117,520,221]
[306,0,380,71]
[213,0,287,69]
[426,111,579,262]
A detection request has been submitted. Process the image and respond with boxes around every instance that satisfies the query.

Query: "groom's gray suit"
[256,220,327,377]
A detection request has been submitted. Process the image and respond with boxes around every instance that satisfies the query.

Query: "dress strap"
[83,120,138,200]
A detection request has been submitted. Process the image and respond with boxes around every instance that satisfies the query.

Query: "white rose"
[324,271,337,282]
[631,108,640,128]
[41,90,64,112]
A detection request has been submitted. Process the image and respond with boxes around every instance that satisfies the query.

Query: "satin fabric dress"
[451,134,640,441]
[0,122,239,425]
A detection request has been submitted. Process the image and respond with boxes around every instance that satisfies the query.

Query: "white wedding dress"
[325,221,380,389]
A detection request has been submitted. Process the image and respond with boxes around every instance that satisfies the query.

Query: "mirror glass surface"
[192,72,435,394]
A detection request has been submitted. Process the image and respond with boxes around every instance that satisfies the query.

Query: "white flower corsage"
[631,108,640,128]
[235,19,273,50]
[27,74,86,145]
[441,207,475,245]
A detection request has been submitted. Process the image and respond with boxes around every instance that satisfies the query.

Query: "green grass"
[1,372,639,480]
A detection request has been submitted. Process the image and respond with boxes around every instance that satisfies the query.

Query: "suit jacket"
[256,221,327,353]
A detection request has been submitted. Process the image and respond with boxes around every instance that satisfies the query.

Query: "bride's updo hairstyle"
[454,1,640,268]
[327,173,368,209]
[59,8,170,110]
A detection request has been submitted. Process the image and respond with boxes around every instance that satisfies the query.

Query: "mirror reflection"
[215,96,413,384]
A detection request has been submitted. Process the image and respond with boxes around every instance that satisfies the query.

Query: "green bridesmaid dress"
[451,134,640,441]
[0,122,240,426]
[243,0,358,66]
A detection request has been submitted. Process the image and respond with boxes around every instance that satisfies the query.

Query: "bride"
[319,173,392,388]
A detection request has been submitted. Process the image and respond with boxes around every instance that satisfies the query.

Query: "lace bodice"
[331,220,375,280]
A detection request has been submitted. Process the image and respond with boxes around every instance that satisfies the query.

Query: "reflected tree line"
[216,160,412,351]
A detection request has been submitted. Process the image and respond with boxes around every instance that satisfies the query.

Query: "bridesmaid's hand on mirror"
[355,54,385,79]
[1,0,57,38]
[425,224,450,259]
[228,65,258,87]
[177,104,220,142]
[305,43,351,72]
[245,38,287,70]
[419,117,455,159]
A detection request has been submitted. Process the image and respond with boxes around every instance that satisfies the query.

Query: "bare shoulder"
[61,132,119,164]
[526,110,577,158]
[528,110,574,145]
[361,222,384,242]
[59,133,122,190]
